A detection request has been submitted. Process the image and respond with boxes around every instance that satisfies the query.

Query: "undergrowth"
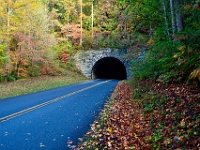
[74,79,200,150]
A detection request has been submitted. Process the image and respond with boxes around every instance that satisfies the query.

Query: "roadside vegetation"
[0,73,87,100]
[73,80,200,150]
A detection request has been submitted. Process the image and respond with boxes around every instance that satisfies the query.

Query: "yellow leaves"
[178,45,186,51]
[84,1,92,5]
[77,81,152,149]
[133,132,138,138]
[153,110,158,113]
[164,138,171,145]
[107,127,112,133]
[147,38,154,45]
[173,54,178,58]
[173,45,186,59]
[184,4,192,10]
[189,68,200,80]
[0,45,6,54]
[136,15,141,20]
[102,82,151,149]
[87,145,90,149]
[77,79,200,150]
[180,119,186,127]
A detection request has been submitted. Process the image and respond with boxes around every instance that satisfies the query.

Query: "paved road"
[0,79,119,150]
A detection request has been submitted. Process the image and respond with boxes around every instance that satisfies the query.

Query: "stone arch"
[91,57,127,80]
[74,48,133,79]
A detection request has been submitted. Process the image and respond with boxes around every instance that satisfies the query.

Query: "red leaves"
[57,52,70,63]
[61,53,70,63]
[76,79,200,150]
[76,81,152,149]
[40,66,61,76]
[173,35,188,41]
[60,24,81,45]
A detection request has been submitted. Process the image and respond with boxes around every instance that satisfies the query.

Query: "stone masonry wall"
[73,48,133,79]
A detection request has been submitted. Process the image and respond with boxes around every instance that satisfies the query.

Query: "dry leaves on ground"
[73,79,200,150]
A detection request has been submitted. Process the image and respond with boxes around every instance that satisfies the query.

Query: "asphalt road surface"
[0,79,119,150]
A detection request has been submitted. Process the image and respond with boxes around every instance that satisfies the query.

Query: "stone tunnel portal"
[92,57,127,80]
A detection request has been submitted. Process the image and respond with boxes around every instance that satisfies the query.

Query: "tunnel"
[92,57,127,80]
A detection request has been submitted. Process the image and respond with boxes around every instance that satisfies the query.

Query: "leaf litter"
[71,79,200,150]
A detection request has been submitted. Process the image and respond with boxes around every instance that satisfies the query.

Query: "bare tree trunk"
[170,0,176,34]
[162,0,170,40]
[175,0,184,31]
[91,0,94,42]
[80,0,83,46]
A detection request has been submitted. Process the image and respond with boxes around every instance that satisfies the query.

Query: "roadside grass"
[74,79,200,150]
[0,73,88,100]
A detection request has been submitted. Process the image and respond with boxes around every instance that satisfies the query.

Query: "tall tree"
[175,0,184,31]
[80,0,83,46]
[0,0,28,80]
[162,0,170,39]
[170,0,176,34]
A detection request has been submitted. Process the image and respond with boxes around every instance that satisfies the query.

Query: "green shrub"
[132,28,200,85]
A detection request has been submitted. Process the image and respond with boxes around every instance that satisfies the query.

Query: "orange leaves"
[150,80,200,149]
[57,52,70,63]
[184,4,192,10]
[147,38,154,45]
[17,67,28,77]
[76,81,152,149]
[184,2,200,10]
[107,127,112,133]
[173,35,188,41]
[20,61,29,67]
[40,66,60,76]
[61,53,70,63]
[60,24,81,45]
[77,79,200,150]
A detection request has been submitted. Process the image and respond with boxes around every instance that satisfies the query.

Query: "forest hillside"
[0,0,199,86]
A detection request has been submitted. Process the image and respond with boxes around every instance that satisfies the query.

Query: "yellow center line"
[0,80,111,123]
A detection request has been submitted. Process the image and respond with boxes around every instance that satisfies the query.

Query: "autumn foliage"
[74,80,200,150]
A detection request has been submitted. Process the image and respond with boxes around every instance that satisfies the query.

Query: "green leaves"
[0,43,7,69]
[75,79,200,149]
[125,0,199,85]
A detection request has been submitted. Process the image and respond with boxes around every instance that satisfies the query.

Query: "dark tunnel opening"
[92,57,127,80]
